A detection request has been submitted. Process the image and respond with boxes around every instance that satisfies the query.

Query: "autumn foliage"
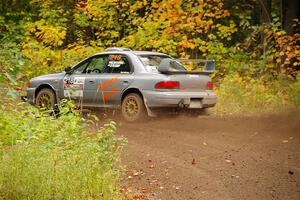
[0,0,299,113]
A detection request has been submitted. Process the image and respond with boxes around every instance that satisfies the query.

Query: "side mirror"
[64,66,72,74]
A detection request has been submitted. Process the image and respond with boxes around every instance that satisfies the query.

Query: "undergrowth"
[0,99,125,200]
[214,73,300,115]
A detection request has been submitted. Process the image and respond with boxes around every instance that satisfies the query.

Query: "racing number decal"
[97,76,120,102]
[108,55,122,61]
[63,77,85,98]
[107,55,124,68]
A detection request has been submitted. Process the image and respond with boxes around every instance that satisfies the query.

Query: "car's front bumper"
[25,88,35,105]
[142,90,217,109]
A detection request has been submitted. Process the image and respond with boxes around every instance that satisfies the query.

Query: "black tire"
[35,88,57,112]
[121,93,146,122]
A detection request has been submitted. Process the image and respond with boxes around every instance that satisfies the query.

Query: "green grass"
[0,99,125,200]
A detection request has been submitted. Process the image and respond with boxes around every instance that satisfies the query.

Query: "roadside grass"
[213,74,300,115]
[0,98,126,200]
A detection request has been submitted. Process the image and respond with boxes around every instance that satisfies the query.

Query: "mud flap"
[143,97,157,117]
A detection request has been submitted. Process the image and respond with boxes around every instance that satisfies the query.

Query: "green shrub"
[0,100,125,200]
[214,74,300,115]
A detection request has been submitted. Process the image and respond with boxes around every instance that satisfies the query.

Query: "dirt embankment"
[116,111,300,200]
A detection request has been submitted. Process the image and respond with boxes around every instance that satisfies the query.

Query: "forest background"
[0,1,299,199]
[0,0,300,114]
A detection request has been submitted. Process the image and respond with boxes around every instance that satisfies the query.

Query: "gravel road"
[117,111,300,200]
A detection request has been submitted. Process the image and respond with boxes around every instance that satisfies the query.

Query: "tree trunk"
[258,0,272,54]
[259,0,272,24]
[283,0,300,35]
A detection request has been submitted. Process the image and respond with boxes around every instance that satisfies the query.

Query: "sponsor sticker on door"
[63,77,85,98]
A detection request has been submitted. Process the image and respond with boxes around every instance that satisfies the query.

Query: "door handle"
[123,80,129,84]
[89,80,94,83]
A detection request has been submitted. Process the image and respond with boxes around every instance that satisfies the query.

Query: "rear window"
[138,55,186,72]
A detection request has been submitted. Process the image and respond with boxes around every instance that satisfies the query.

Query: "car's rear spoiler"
[158,58,215,75]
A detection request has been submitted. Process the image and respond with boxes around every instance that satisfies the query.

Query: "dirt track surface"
[116,112,300,200]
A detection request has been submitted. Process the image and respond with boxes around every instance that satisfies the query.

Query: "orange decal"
[98,77,120,91]
[97,76,120,102]
[103,90,119,102]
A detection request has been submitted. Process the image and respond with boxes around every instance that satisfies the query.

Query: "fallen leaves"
[231,175,240,179]
[192,158,196,165]
[149,164,155,169]
[288,171,294,175]
[282,137,294,143]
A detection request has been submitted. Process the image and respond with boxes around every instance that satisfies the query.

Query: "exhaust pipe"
[178,99,185,108]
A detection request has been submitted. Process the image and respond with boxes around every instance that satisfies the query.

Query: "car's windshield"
[138,55,186,72]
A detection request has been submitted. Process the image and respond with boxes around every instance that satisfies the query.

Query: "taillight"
[207,81,213,90]
[155,81,180,89]
[27,80,31,88]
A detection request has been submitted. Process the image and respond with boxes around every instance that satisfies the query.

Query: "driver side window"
[73,56,107,74]
[73,61,89,74]
[85,56,106,73]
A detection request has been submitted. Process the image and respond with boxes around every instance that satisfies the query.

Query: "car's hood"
[31,72,66,80]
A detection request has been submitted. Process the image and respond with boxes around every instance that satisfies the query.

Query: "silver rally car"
[25,47,217,121]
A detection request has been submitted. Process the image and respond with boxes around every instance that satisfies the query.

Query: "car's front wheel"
[121,93,146,122]
[36,88,57,113]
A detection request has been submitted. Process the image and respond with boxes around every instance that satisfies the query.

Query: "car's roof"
[93,50,169,57]
[131,51,169,56]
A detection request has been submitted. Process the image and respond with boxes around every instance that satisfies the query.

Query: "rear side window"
[102,54,131,74]
[138,55,186,72]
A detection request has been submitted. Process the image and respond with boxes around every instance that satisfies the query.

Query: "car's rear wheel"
[36,88,57,113]
[121,93,146,122]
